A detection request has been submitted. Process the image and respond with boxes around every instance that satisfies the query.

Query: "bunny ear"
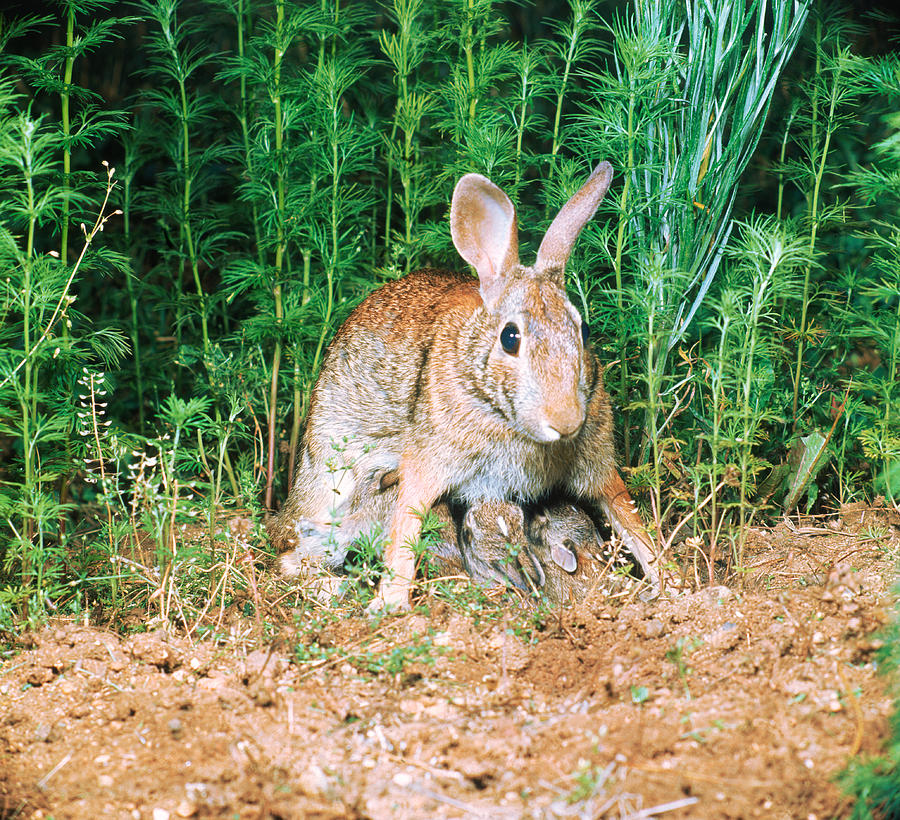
[450,173,519,308]
[536,161,613,277]
[496,514,510,539]
[550,542,578,573]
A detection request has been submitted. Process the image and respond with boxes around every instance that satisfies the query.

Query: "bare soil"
[1,503,898,820]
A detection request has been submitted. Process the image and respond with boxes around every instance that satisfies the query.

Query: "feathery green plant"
[781,6,867,429]
[380,0,434,273]
[844,53,900,507]
[709,217,809,569]
[573,0,810,466]
[0,102,127,618]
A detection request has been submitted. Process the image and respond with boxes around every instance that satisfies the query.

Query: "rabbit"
[268,160,661,610]
[444,499,545,594]
[526,501,637,604]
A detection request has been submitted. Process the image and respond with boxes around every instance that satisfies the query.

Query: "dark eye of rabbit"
[581,321,590,345]
[500,323,521,355]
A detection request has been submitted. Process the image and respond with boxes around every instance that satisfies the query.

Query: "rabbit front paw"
[367,579,412,614]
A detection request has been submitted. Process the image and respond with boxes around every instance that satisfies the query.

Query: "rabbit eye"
[581,321,590,345]
[500,323,521,355]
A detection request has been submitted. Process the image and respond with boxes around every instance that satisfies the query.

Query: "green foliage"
[0,0,893,637]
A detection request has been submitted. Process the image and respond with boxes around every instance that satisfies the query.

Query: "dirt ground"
[1,502,898,820]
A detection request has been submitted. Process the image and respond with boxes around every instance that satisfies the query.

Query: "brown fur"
[269,162,661,609]
[527,502,625,604]
[426,499,544,594]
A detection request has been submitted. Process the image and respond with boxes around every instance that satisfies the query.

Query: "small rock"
[26,667,55,687]
[153,810,170,820]
[168,718,184,739]
[706,622,741,651]
[423,702,457,721]
[33,723,54,743]
[129,633,180,671]
[108,652,128,673]
[487,632,530,672]
[197,675,227,691]
[175,800,197,818]
[642,618,665,639]
[98,774,114,788]
[700,586,732,605]
[392,772,413,788]
[244,649,284,678]
[298,764,333,798]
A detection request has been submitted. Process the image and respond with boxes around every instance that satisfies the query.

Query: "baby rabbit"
[527,502,635,604]
[269,161,661,610]
[436,498,639,605]
[277,467,545,594]
[426,499,545,594]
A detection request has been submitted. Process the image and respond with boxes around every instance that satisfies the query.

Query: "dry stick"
[244,547,264,634]
[661,478,728,562]
[36,752,73,791]
[74,662,125,693]
[386,752,465,782]
[186,556,232,640]
[628,797,701,818]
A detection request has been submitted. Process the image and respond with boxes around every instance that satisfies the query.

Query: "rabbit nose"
[545,401,586,439]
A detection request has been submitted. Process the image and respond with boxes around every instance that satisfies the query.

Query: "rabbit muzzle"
[514,344,588,443]
[538,395,586,441]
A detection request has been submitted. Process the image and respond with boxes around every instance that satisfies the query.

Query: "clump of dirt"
[1,509,897,819]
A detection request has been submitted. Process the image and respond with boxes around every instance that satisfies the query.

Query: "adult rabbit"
[269,162,660,609]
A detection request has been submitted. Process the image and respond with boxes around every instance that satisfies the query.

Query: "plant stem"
[614,88,636,464]
[237,0,264,267]
[121,160,145,433]
[791,28,841,429]
[265,0,287,510]
[464,0,477,125]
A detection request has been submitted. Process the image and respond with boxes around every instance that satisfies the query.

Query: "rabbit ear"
[536,161,613,277]
[450,173,519,308]
[550,541,578,573]
[496,514,510,539]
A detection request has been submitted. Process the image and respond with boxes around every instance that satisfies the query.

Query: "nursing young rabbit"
[268,161,661,609]
[427,499,545,595]
[527,502,637,604]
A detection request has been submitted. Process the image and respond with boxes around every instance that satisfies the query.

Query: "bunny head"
[528,503,604,574]
[450,162,613,444]
[461,499,526,547]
